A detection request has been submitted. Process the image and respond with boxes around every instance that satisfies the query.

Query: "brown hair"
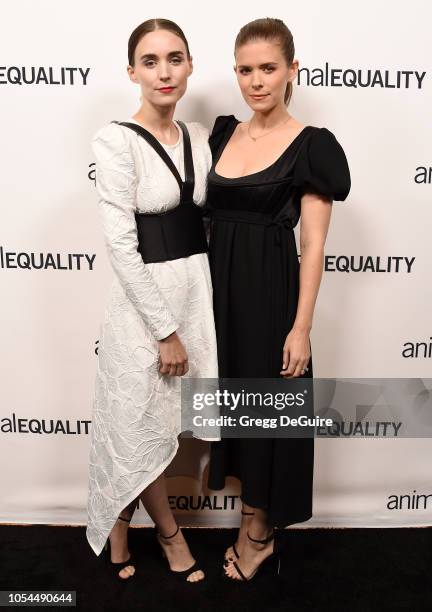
[128,18,191,67]
[234,18,295,105]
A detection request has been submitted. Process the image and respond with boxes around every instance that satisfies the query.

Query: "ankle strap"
[241,510,255,516]
[118,515,131,523]
[157,525,180,539]
[247,530,274,545]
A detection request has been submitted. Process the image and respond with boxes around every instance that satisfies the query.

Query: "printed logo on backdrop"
[387,490,432,510]
[88,164,96,186]
[0,414,91,435]
[402,337,432,359]
[415,166,432,183]
[324,255,415,273]
[168,495,239,511]
[0,246,96,270]
[297,63,426,89]
[131,495,241,514]
[0,66,90,85]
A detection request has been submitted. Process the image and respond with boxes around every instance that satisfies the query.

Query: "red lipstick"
[158,86,175,94]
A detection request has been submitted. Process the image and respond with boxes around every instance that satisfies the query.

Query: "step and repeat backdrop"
[1,0,431,532]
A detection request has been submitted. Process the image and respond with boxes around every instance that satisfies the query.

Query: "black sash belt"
[112,120,208,264]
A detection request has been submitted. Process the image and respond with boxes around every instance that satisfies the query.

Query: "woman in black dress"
[205,18,351,581]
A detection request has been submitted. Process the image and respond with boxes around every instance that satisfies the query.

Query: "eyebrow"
[139,51,185,61]
[237,62,278,69]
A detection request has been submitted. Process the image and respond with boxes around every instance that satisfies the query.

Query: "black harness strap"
[177,120,195,202]
[112,120,194,198]
[110,120,208,264]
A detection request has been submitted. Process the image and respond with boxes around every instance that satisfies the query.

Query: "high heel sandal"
[224,510,255,565]
[155,525,205,583]
[103,515,136,580]
[225,530,282,583]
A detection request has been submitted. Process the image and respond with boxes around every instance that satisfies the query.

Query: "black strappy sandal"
[103,515,136,580]
[224,530,282,583]
[155,525,205,583]
[224,509,255,565]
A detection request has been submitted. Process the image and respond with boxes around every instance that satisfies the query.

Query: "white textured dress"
[86,118,218,556]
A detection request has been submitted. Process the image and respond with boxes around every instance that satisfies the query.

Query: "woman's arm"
[280,192,332,377]
[92,123,179,341]
[93,123,191,376]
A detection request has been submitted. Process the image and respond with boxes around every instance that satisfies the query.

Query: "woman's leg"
[107,497,138,579]
[139,473,204,583]
[224,507,275,580]
[225,501,255,561]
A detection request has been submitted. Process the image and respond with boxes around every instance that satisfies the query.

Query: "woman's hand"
[280,328,311,378]
[158,332,189,376]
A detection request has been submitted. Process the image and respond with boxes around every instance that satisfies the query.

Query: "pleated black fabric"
[205,115,351,527]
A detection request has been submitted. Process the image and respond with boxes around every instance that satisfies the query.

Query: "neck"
[133,98,176,135]
[250,105,290,129]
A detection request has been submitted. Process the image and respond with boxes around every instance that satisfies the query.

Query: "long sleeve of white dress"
[92,123,178,341]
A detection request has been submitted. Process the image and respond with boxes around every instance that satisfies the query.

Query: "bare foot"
[157,528,204,583]
[224,531,275,581]
[224,511,254,563]
[108,514,135,579]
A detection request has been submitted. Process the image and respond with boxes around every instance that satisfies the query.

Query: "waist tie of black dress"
[111,120,208,264]
[208,207,298,375]
[209,208,294,245]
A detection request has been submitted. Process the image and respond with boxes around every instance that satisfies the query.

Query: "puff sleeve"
[208,115,236,161]
[293,127,351,201]
[92,123,178,341]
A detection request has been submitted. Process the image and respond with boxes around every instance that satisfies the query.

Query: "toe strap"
[110,553,135,570]
[232,561,248,581]
[172,560,202,578]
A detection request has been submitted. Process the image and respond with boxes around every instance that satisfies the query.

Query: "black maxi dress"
[205,115,351,527]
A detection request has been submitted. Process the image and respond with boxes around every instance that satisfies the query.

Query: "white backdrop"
[1,0,431,530]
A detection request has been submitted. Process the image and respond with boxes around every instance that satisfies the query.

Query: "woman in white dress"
[86,19,218,582]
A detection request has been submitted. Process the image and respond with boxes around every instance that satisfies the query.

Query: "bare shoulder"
[230,120,248,143]
[288,116,306,130]
[283,117,307,137]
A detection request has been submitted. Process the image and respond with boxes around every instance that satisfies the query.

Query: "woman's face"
[234,39,298,111]
[127,29,192,106]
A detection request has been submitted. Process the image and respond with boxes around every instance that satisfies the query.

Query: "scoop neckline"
[212,116,311,181]
[128,118,182,148]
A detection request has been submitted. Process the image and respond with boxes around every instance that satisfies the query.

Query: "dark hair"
[128,18,191,67]
[234,18,295,105]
